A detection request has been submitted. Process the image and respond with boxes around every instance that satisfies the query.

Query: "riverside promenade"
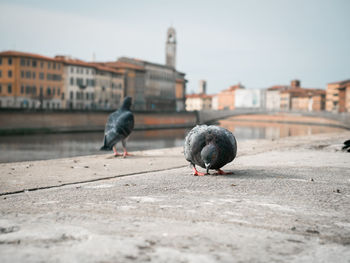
[0,131,350,262]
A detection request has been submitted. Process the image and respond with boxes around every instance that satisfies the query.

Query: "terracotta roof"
[55,56,95,68]
[281,88,325,97]
[102,61,145,71]
[0,50,58,62]
[88,63,123,74]
[328,79,350,85]
[267,85,289,91]
[186,93,213,99]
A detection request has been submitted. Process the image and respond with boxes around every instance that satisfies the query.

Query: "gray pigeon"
[100,96,134,157]
[184,125,237,176]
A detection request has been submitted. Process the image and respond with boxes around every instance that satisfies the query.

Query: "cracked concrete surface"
[0,131,349,262]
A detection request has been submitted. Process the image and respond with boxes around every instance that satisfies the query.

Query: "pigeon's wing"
[102,110,134,149]
[115,111,134,138]
[184,125,207,167]
[104,110,122,134]
[208,126,237,169]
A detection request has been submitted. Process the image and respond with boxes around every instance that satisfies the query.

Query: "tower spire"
[165,27,176,68]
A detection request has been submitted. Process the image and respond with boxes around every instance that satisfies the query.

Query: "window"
[76,91,80,99]
[48,62,51,69]
[32,60,37,67]
[70,91,73,99]
[47,87,51,96]
[0,70,2,77]
[8,70,12,78]
[53,63,56,69]
[86,69,89,74]
[20,58,25,66]
[8,58,12,65]
[70,77,74,85]
[26,60,30,66]
[58,64,61,70]
[26,71,31,79]
[33,86,37,95]
[8,84,12,93]
[40,87,43,95]
[61,92,65,100]
[40,61,44,68]
[39,72,44,80]
[70,67,74,73]
[32,72,36,79]
[53,87,56,96]
[57,88,61,95]
[26,86,30,94]
[21,85,24,94]
[21,71,24,78]
[0,58,2,65]
[0,84,2,93]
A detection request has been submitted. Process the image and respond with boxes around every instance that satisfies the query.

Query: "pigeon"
[184,125,237,176]
[342,139,350,152]
[100,96,134,157]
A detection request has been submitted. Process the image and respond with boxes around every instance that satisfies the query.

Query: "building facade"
[235,88,266,109]
[217,83,244,110]
[326,80,350,113]
[265,85,289,111]
[56,56,97,110]
[0,51,65,109]
[175,71,187,111]
[185,93,212,111]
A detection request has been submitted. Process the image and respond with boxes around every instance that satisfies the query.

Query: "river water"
[0,121,346,163]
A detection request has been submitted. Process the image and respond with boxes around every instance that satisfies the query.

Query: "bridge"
[197,109,350,130]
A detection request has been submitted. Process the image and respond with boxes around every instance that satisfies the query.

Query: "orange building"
[175,72,187,111]
[217,83,244,110]
[326,79,350,113]
[281,88,326,111]
[0,51,65,109]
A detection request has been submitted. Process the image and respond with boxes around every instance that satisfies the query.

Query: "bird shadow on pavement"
[208,168,284,180]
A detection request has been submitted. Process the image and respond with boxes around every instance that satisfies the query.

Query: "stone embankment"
[0,131,350,262]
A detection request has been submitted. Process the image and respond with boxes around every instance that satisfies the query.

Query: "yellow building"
[0,51,65,109]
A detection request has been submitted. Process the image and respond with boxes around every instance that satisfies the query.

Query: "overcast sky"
[0,0,349,94]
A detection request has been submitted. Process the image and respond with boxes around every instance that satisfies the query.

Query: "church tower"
[166,27,176,68]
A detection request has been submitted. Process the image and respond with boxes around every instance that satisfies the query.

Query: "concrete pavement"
[0,131,350,262]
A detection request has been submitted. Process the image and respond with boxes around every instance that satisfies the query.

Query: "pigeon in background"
[100,96,134,157]
[184,125,237,176]
[342,139,350,152]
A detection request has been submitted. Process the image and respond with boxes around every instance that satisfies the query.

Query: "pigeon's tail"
[100,137,112,151]
[100,145,112,151]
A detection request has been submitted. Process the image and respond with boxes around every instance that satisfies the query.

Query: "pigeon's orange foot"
[193,167,206,176]
[215,169,233,175]
[123,152,133,158]
[114,152,123,157]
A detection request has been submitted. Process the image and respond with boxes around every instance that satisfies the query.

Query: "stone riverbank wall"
[0,110,199,135]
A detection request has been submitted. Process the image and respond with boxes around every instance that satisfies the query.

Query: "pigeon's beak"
[205,163,210,174]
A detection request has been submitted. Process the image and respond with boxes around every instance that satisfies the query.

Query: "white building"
[211,94,218,110]
[186,94,212,111]
[56,56,96,110]
[94,64,124,110]
[265,86,289,111]
[235,89,266,109]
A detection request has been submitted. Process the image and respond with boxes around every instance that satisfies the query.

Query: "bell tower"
[166,27,176,68]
